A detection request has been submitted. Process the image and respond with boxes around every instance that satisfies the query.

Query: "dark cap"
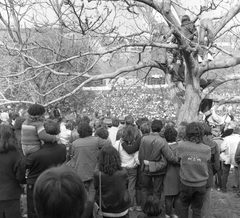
[28,104,45,116]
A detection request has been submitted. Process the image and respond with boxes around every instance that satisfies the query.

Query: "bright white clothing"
[0,112,9,122]
[114,140,139,168]
[108,126,119,145]
[59,123,72,145]
[200,11,213,20]
[220,134,240,166]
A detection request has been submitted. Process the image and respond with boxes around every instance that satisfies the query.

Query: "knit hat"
[181,15,190,23]
[28,104,45,116]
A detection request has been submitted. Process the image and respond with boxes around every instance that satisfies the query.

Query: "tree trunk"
[177,84,201,125]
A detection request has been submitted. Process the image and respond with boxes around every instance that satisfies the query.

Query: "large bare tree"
[0,0,240,124]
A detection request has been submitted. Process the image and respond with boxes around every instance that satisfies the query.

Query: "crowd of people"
[1,101,240,218]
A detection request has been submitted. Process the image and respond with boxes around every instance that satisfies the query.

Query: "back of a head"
[112,118,119,127]
[151,119,163,133]
[164,126,178,143]
[141,122,151,135]
[77,122,92,138]
[95,127,109,139]
[122,125,137,143]
[80,115,90,124]
[98,145,122,175]
[125,115,134,126]
[185,122,204,143]
[143,195,162,217]
[34,164,87,218]
[44,120,60,135]
[0,124,17,153]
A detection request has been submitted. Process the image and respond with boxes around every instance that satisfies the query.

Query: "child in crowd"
[21,103,58,156]
[163,127,180,218]
[137,195,162,218]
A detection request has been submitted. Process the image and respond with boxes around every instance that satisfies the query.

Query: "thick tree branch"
[199,56,240,75]
[213,3,240,37]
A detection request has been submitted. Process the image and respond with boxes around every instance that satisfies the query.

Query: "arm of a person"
[14,152,27,184]
[235,142,240,164]
[121,137,141,154]
[36,123,56,142]
[146,158,168,172]
[161,142,179,163]
[213,144,220,174]
[134,151,139,165]
[220,140,227,152]
[93,172,99,190]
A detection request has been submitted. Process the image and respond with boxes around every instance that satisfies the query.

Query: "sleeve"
[161,141,179,164]
[235,142,240,164]
[220,140,227,152]
[36,123,56,142]
[134,151,139,165]
[213,143,220,175]
[93,172,99,190]
[15,154,27,184]
[148,157,167,172]
[121,137,141,154]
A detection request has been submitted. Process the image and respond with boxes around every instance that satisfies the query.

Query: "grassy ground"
[21,170,240,218]
[129,170,240,218]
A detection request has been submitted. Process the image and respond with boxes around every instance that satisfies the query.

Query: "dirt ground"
[21,169,240,218]
[129,170,240,218]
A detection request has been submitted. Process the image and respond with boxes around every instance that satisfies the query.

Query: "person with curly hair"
[177,122,211,218]
[94,145,131,218]
[0,124,23,218]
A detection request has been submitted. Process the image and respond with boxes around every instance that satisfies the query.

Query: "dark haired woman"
[0,124,23,218]
[114,125,139,210]
[94,145,131,218]
[163,127,180,218]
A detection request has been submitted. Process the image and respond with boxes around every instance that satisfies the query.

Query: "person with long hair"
[0,124,23,218]
[94,145,131,218]
[114,125,139,210]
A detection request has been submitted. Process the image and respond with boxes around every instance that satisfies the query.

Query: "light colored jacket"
[220,134,240,166]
